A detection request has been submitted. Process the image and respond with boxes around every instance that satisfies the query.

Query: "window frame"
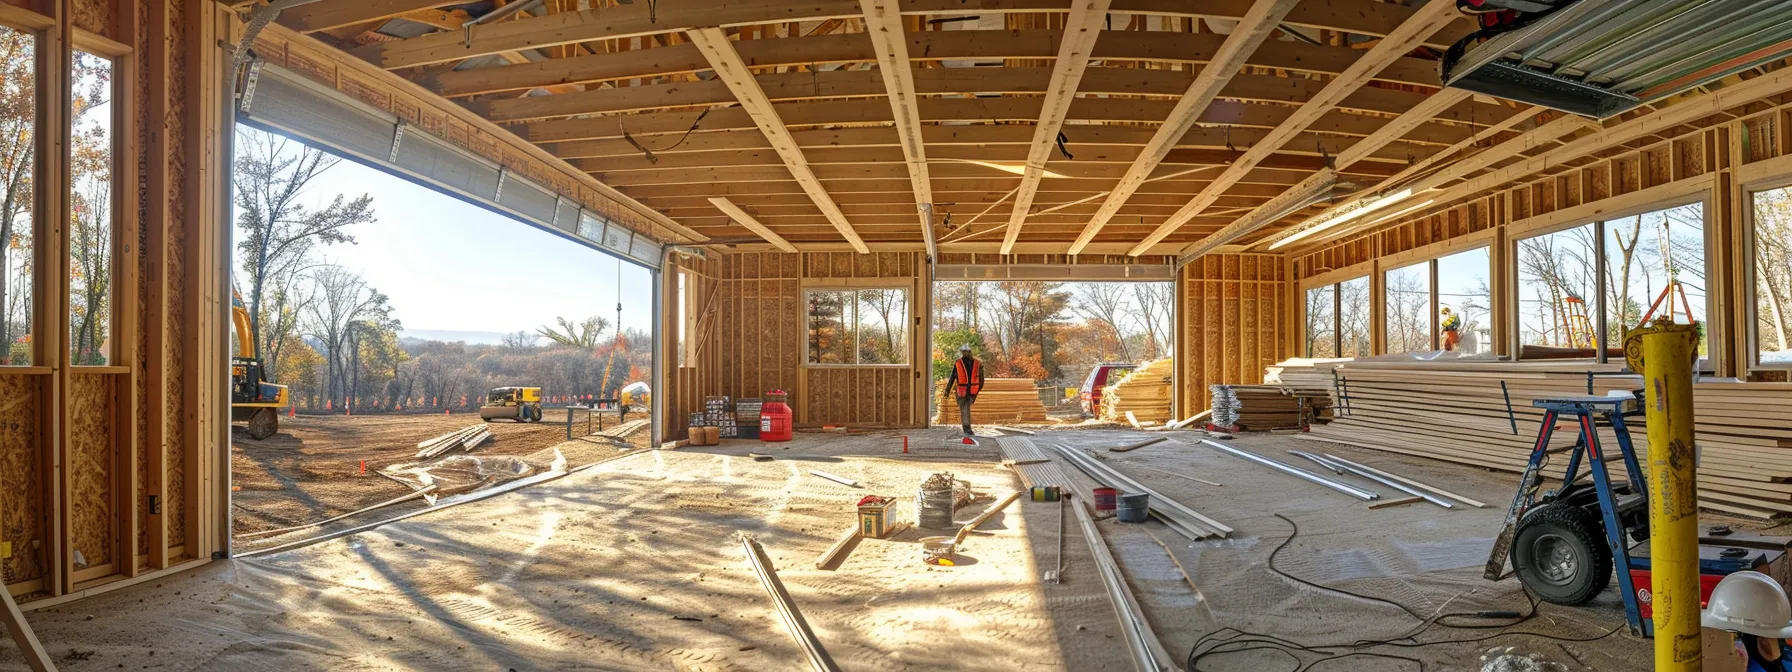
[1381,259,1434,355]
[65,47,119,368]
[0,18,40,367]
[802,286,912,369]
[1742,174,1792,371]
[676,268,694,369]
[1507,192,1715,367]
[1299,269,1369,359]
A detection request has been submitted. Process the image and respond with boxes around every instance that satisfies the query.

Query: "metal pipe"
[1201,439,1378,501]
[1290,450,1345,475]
[1052,444,1232,536]
[1293,451,1454,509]
[1630,319,1701,670]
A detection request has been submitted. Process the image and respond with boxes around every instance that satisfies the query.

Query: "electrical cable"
[1186,513,1627,671]
[619,107,714,163]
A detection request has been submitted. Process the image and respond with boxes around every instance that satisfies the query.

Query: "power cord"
[1186,513,1626,671]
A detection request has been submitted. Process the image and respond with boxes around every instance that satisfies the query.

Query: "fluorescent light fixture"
[934,158,1071,179]
[1267,188,1414,250]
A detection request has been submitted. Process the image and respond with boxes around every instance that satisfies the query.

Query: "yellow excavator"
[231,287,289,440]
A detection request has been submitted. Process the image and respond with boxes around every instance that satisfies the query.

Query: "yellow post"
[1626,318,1701,670]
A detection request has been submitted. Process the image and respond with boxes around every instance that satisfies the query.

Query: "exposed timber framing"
[999,0,1111,254]
[857,0,934,261]
[685,27,868,253]
[710,198,800,253]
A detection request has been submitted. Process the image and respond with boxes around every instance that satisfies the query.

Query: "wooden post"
[142,0,170,571]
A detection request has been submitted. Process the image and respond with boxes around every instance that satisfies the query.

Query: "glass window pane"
[1605,204,1706,355]
[0,26,33,365]
[1384,262,1431,354]
[807,291,853,364]
[1438,247,1492,354]
[855,288,907,365]
[1756,187,1792,364]
[1339,277,1371,357]
[1305,285,1335,358]
[69,51,112,365]
[1517,224,1599,353]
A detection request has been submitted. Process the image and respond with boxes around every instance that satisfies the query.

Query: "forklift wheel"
[1511,503,1612,605]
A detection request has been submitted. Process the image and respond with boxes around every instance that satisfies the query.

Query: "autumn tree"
[304,265,395,404]
[0,27,32,363]
[1132,283,1172,359]
[1071,283,1133,361]
[537,315,610,349]
[67,52,111,364]
[234,126,375,369]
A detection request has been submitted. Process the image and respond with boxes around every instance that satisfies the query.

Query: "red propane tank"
[760,389,793,442]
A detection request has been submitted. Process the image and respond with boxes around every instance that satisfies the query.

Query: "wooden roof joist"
[427,28,1449,99]
[615,173,1364,198]
[576,145,1410,178]
[523,97,1486,148]
[586,152,1407,186]
[641,189,1286,208]
[343,0,1472,70]
[280,0,464,33]
[473,67,1510,122]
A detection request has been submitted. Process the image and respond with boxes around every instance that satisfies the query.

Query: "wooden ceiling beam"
[525,96,1482,148]
[475,66,1506,123]
[279,0,461,33]
[348,0,1471,70]
[859,0,935,261]
[427,28,1446,99]
[580,145,1407,177]
[1067,0,1300,255]
[1000,0,1112,254]
[685,27,869,253]
[1129,0,1464,257]
[708,197,800,252]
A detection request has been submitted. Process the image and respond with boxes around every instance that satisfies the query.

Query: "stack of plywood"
[933,378,1048,425]
[1264,358,1348,424]
[1099,359,1173,424]
[1301,361,1792,519]
[1211,384,1305,430]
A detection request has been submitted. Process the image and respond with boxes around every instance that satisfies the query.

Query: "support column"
[1629,319,1701,669]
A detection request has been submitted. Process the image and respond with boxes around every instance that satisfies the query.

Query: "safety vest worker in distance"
[953,358,983,397]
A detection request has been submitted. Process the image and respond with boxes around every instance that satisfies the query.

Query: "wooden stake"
[0,586,55,672]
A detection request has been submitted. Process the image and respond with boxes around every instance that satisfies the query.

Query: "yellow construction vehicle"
[230,288,289,440]
[618,381,650,410]
[480,386,543,422]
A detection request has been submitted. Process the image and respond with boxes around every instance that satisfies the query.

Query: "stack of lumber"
[1264,357,1348,394]
[932,378,1048,425]
[416,424,492,459]
[1099,358,1173,424]
[1210,384,1305,430]
[1302,361,1792,519]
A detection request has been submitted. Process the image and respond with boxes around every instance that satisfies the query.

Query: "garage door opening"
[931,279,1174,430]
[226,125,656,548]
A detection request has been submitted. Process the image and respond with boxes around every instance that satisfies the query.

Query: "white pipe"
[1292,451,1453,508]
[1201,439,1378,500]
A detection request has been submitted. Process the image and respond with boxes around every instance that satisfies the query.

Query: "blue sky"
[231,126,655,343]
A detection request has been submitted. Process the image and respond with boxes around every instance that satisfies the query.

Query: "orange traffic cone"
[288,405,295,418]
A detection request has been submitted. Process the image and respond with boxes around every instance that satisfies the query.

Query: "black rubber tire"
[1511,503,1612,605]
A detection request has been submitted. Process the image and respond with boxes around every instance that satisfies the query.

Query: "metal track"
[1069,495,1177,671]
[741,535,841,672]
[1052,443,1233,538]
[1290,451,1453,508]
[1201,439,1378,500]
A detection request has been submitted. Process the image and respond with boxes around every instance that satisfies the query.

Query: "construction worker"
[1441,306,1462,351]
[950,343,984,436]
[1704,571,1792,672]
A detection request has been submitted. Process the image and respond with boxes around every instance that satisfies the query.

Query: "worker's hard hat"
[958,344,972,352]
[1702,571,1792,638]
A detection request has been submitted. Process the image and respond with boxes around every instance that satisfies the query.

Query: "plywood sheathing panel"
[0,375,45,587]
[67,374,112,569]
[1180,253,1287,414]
[164,0,188,553]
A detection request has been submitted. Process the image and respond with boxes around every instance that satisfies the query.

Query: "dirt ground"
[231,408,649,538]
[8,426,1769,670]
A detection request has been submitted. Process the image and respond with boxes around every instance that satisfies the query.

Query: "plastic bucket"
[1116,493,1150,523]
[1030,486,1061,502]
[1093,487,1119,511]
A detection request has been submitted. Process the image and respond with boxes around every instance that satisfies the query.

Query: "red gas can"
[760,389,793,442]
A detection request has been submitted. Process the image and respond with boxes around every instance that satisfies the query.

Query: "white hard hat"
[959,344,972,352]
[1702,571,1792,638]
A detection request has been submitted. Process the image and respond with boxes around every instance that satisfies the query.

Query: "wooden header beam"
[1001,0,1112,254]
[710,198,800,253]
[686,27,869,254]
[1068,0,1300,255]
[1131,0,1463,257]
[859,0,935,261]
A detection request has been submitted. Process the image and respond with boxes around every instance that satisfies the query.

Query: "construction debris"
[1110,436,1167,453]
[740,535,840,672]
[415,424,492,459]
[1369,496,1425,509]
[931,378,1048,424]
[814,525,860,569]
[810,470,859,488]
[1099,358,1173,424]
[952,491,1022,545]
[239,484,441,539]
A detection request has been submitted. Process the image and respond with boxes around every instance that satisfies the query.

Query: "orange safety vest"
[953,358,982,397]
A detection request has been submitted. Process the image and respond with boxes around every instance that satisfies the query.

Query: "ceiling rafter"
[280,0,461,33]
[1129,0,1465,257]
[709,197,800,253]
[1067,0,1301,255]
[999,0,1112,254]
[342,0,1471,71]
[858,0,936,262]
[685,26,869,254]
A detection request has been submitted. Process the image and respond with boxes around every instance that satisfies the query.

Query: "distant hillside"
[401,328,510,345]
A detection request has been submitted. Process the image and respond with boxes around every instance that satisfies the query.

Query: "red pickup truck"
[1078,363,1137,415]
